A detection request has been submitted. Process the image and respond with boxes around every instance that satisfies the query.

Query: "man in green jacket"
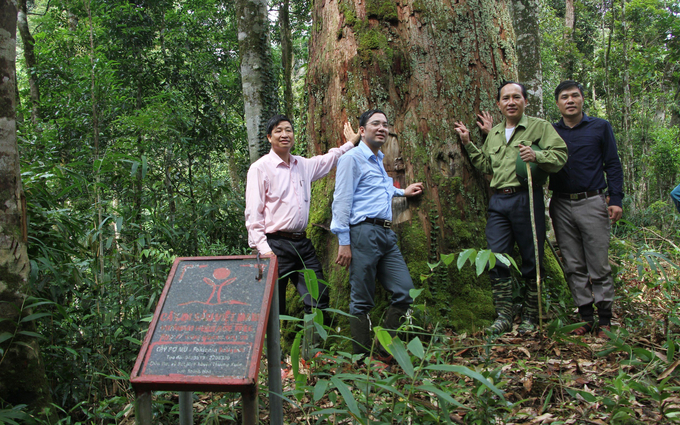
[454,81,568,335]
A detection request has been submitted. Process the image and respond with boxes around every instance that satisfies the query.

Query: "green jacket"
[464,115,568,189]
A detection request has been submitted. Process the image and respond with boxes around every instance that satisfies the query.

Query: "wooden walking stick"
[526,160,543,334]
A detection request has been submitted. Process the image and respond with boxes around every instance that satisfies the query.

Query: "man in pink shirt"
[245,114,355,344]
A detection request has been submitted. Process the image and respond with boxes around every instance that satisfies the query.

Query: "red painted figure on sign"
[179,267,249,306]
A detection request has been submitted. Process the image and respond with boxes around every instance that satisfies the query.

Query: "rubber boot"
[349,313,371,357]
[384,304,409,337]
[486,278,513,335]
[518,280,539,335]
[595,300,613,339]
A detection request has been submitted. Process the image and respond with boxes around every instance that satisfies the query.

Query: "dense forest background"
[1,0,680,422]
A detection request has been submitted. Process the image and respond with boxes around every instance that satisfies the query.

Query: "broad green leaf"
[17,331,45,339]
[0,332,13,344]
[123,337,141,345]
[389,337,414,377]
[330,376,360,417]
[440,252,456,266]
[475,249,492,276]
[427,261,440,271]
[374,326,393,355]
[20,313,51,323]
[409,288,424,301]
[494,253,510,267]
[313,379,329,402]
[313,318,328,341]
[565,387,597,403]
[425,364,504,398]
[310,408,349,417]
[457,248,477,270]
[303,269,319,301]
[416,384,467,409]
[407,337,425,360]
[64,347,78,357]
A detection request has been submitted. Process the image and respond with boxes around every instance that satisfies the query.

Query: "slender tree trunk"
[0,0,53,414]
[604,0,615,119]
[564,0,575,78]
[17,0,40,124]
[280,0,294,118]
[235,0,278,163]
[307,0,519,327]
[511,0,544,117]
[621,0,635,209]
[87,0,104,283]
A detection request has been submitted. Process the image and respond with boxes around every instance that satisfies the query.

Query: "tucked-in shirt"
[245,141,354,253]
[464,115,568,189]
[330,142,405,246]
[549,113,625,208]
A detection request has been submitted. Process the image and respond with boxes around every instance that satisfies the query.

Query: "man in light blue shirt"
[331,109,424,362]
[672,184,680,214]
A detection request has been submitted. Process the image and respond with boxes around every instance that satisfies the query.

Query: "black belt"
[267,231,306,240]
[494,187,526,195]
[556,189,604,200]
[356,217,392,228]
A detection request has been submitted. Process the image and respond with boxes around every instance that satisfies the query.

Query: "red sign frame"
[130,255,277,393]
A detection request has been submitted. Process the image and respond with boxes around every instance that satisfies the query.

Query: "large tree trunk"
[0,0,53,414]
[306,0,519,328]
[511,0,544,117]
[236,0,279,163]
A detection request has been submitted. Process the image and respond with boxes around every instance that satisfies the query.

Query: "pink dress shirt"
[245,141,354,253]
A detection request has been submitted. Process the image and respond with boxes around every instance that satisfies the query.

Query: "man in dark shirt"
[549,80,624,338]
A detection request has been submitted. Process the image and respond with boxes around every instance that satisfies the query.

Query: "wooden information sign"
[130,255,277,393]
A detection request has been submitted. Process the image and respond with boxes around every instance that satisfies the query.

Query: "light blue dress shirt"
[331,142,405,245]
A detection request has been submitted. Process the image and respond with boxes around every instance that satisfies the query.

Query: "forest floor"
[272,261,680,424]
[137,257,680,424]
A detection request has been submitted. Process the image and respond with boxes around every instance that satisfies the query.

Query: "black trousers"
[266,234,330,315]
[485,190,545,281]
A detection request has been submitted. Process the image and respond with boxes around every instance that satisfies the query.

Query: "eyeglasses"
[368,121,393,130]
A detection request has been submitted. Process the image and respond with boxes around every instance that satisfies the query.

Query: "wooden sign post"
[130,255,281,424]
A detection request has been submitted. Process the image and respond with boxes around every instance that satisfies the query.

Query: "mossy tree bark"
[304,0,521,330]
[0,0,53,414]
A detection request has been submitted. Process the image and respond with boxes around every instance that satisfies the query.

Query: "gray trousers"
[549,194,614,309]
[348,222,414,315]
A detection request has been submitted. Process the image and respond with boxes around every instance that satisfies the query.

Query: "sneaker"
[570,322,594,336]
[596,325,611,339]
[486,317,512,335]
[365,355,392,373]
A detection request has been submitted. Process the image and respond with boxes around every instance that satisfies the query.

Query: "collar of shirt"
[266,149,298,168]
[357,140,385,162]
[491,114,528,139]
[555,112,594,130]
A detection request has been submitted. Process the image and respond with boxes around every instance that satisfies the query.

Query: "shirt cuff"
[608,194,623,208]
[256,241,272,254]
[395,188,405,197]
[337,231,350,246]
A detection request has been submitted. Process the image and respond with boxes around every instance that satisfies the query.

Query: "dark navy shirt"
[549,113,624,207]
